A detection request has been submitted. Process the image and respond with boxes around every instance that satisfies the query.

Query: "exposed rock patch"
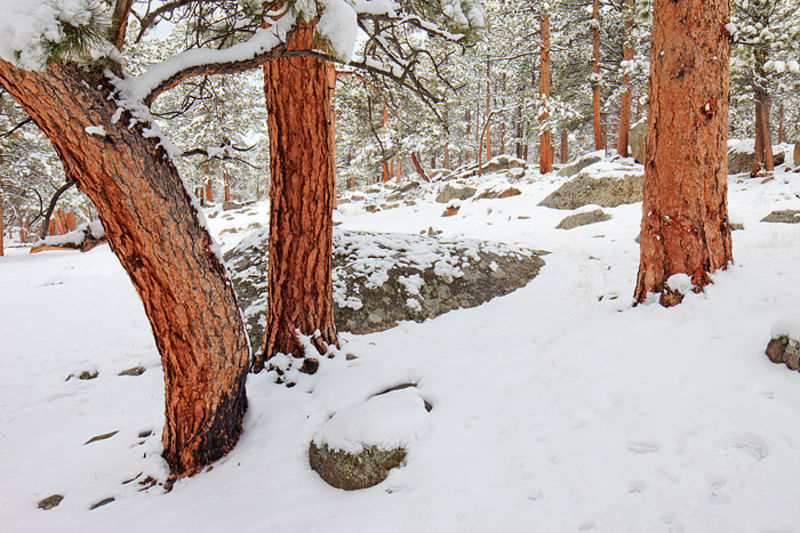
[556,209,612,230]
[761,210,800,223]
[539,173,643,210]
[436,184,477,203]
[766,336,800,372]
[557,153,603,177]
[629,121,646,164]
[38,495,63,510]
[309,443,406,491]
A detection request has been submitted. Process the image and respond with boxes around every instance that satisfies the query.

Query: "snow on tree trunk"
[258,23,338,371]
[539,14,553,175]
[633,0,733,306]
[0,60,249,476]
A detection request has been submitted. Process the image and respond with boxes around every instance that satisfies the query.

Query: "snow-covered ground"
[3,156,800,532]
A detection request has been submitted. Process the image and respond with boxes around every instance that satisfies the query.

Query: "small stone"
[84,430,119,445]
[364,205,380,213]
[345,353,358,361]
[137,429,153,438]
[118,366,145,376]
[441,205,460,217]
[89,497,115,510]
[556,209,612,230]
[79,370,98,380]
[729,222,744,231]
[300,358,319,374]
[38,495,64,510]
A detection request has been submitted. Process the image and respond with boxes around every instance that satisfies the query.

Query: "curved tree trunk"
[633,0,732,306]
[258,23,337,372]
[0,60,249,476]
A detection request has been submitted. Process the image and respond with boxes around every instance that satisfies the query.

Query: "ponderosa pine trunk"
[539,14,553,174]
[0,60,249,476]
[258,22,337,372]
[592,0,603,151]
[560,130,569,164]
[633,0,732,306]
[616,0,634,157]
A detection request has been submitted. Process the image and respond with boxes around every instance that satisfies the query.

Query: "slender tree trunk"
[539,14,553,174]
[560,130,569,164]
[634,0,732,306]
[205,179,213,203]
[485,56,492,161]
[592,0,603,151]
[752,98,764,175]
[0,59,249,476]
[223,169,231,202]
[762,91,774,171]
[410,152,431,182]
[778,101,784,145]
[617,0,634,157]
[259,22,337,371]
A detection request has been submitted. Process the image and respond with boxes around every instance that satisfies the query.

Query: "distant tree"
[634,0,733,305]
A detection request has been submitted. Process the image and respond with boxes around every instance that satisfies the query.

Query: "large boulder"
[436,183,477,203]
[556,209,611,230]
[629,120,647,164]
[727,142,787,174]
[225,229,546,348]
[557,153,603,177]
[539,173,643,210]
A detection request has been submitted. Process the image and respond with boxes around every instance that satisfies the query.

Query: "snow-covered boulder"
[435,183,477,203]
[309,387,431,490]
[224,229,545,348]
[539,172,643,210]
[727,140,788,175]
[766,318,800,372]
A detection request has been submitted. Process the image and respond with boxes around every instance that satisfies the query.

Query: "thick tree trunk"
[634,0,732,306]
[752,98,764,175]
[616,0,634,157]
[259,23,337,371]
[539,14,553,175]
[592,0,603,151]
[0,60,249,476]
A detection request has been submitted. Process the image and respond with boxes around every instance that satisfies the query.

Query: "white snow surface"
[4,157,800,531]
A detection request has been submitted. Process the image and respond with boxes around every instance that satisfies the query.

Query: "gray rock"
[476,187,522,200]
[539,173,643,210]
[482,154,526,174]
[766,336,800,372]
[761,210,800,223]
[38,495,64,510]
[436,184,477,203]
[222,201,241,211]
[118,366,145,376]
[309,442,406,491]
[225,230,546,347]
[728,145,787,175]
[556,209,612,230]
[557,154,603,177]
[630,121,647,164]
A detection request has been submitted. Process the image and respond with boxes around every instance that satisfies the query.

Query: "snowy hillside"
[3,156,800,532]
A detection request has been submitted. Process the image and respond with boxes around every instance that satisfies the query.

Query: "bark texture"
[592,0,603,151]
[258,23,337,370]
[634,0,733,305]
[0,60,249,476]
[538,14,553,175]
[616,0,634,157]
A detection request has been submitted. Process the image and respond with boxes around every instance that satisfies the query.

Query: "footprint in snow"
[627,440,660,454]
[628,479,646,493]
[715,431,770,467]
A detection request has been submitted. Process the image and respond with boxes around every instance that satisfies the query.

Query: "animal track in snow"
[627,440,660,454]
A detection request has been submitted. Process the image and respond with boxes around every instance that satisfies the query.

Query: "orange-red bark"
[258,22,338,370]
[634,0,733,305]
